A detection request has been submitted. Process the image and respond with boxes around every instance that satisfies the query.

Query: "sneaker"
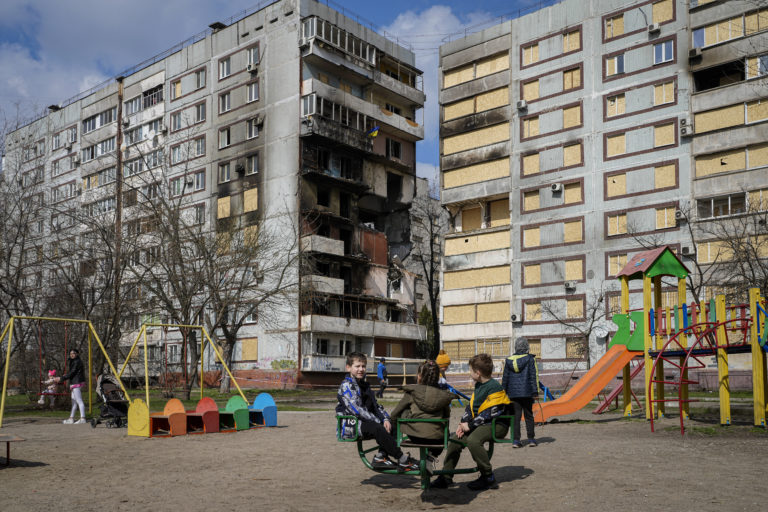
[528,438,538,447]
[430,476,452,489]
[372,455,397,470]
[467,473,498,491]
[512,440,523,448]
[398,454,420,473]
[75,418,87,424]
[63,418,74,424]
[37,397,45,405]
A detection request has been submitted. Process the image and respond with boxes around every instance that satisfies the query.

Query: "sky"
[0,0,557,183]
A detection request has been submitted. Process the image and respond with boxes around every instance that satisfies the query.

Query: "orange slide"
[533,344,642,423]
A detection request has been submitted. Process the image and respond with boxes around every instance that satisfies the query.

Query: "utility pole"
[113,76,125,351]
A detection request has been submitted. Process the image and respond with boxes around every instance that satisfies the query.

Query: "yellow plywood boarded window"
[654,81,674,105]
[609,253,628,276]
[606,173,626,197]
[523,43,539,65]
[749,143,768,168]
[652,0,673,24]
[654,164,676,188]
[443,64,474,88]
[173,81,182,98]
[462,206,482,231]
[443,266,510,289]
[524,264,541,285]
[654,123,675,147]
[444,236,474,256]
[695,104,744,134]
[563,30,580,53]
[217,196,231,218]
[695,148,746,177]
[563,68,581,90]
[523,190,540,211]
[608,213,627,235]
[523,117,539,138]
[696,241,732,264]
[476,231,510,251]
[656,206,676,229]
[476,88,509,112]
[523,153,540,175]
[523,80,539,101]
[607,134,626,156]
[477,302,509,323]
[446,231,510,255]
[563,143,582,166]
[489,199,510,227]
[444,98,475,121]
[746,56,760,78]
[565,259,583,280]
[523,226,540,248]
[564,182,581,204]
[747,100,768,123]
[444,158,509,188]
[240,337,258,360]
[606,14,624,38]
[606,55,621,76]
[749,188,768,211]
[566,299,584,319]
[526,302,541,321]
[444,123,508,155]
[527,339,542,358]
[607,94,625,117]
[566,337,585,357]
[563,220,583,243]
[476,53,509,78]
[563,105,581,128]
[243,188,258,212]
[443,304,476,325]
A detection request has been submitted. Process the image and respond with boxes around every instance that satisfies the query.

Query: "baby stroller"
[90,374,129,428]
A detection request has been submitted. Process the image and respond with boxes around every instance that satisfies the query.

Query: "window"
[82,107,116,134]
[693,28,705,48]
[654,81,675,105]
[652,0,673,24]
[219,92,231,113]
[247,46,259,66]
[523,226,540,248]
[247,118,259,139]
[246,154,258,175]
[385,103,402,116]
[749,188,768,210]
[194,170,205,191]
[609,254,628,276]
[171,80,181,99]
[563,29,580,53]
[315,338,329,355]
[171,145,182,164]
[654,40,674,64]
[698,194,746,218]
[607,213,627,236]
[193,204,205,224]
[219,163,231,183]
[563,219,583,243]
[656,206,677,229]
[194,137,205,157]
[124,158,144,178]
[386,138,402,159]
[606,134,626,156]
[564,143,582,166]
[219,128,231,148]
[522,43,539,65]
[219,57,231,79]
[606,14,624,38]
[564,182,581,204]
[607,94,625,117]
[655,164,676,189]
[523,190,540,211]
[525,301,541,321]
[566,299,583,319]
[67,126,77,143]
[606,173,626,197]
[524,264,541,285]
[522,80,539,101]
[654,123,675,147]
[52,133,61,150]
[523,116,539,138]
[52,159,61,177]
[170,177,183,197]
[563,68,581,90]
[247,82,259,103]
[124,96,142,115]
[607,54,624,76]
[195,68,206,89]
[142,85,163,109]
[170,112,182,132]
[195,103,206,123]
[562,105,581,128]
[146,149,162,168]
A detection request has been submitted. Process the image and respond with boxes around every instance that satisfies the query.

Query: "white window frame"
[219,128,231,149]
[195,103,206,123]
[247,46,259,66]
[247,118,259,139]
[219,58,231,79]
[219,163,231,183]
[246,154,259,175]
[219,92,231,113]
[247,82,259,103]
[195,68,206,89]
[654,40,674,64]
[194,170,205,191]
[170,112,182,132]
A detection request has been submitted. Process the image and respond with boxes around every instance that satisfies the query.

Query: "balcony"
[301,234,345,256]
[300,115,373,154]
[304,274,345,295]
[300,314,424,340]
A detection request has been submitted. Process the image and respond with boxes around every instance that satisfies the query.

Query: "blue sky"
[0,0,555,179]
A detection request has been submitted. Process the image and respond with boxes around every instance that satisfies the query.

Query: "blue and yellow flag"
[366,126,380,138]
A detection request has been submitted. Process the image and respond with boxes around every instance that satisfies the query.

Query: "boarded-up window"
[607,94,625,117]
[563,30,581,53]
[749,188,768,210]
[462,207,482,231]
[652,0,673,24]
[489,199,510,227]
[444,98,475,120]
[523,153,540,175]
[563,220,583,243]
[565,259,583,280]
[566,299,584,319]
[477,302,509,323]
[444,158,509,188]
[476,88,509,112]
[476,53,509,78]
[528,338,542,358]
[654,164,676,188]
[444,124,508,155]
[523,226,540,248]
[564,182,581,204]
[606,54,624,76]
[444,64,474,88]
[565,337,585,357]
[563,68,581,90]
[745,9,768,35]
[654,81,674,105]
[444,266,510,289]
[217,196,231,218]
[526,301,541,321]
[747,100,768,123]
[656,206,676,229]
[697,241,733,264]
[606,173,626,197]
[606,14,624,38]
[523,43,539,65]
[523,80,539,101]
[524,264,541,285]
[609,253,628,276]
[523,117,539,138]
[563,143,582,166]
[443,305,476,325]
[695,148,746,177]
[240,337,259,360]
[445,231,509,255]
[654,123,675,147]
[694,104,744,134]
[607,213,627,235]
[607,134,626,156]
[749,143,768,168]
[243,188,258,212]
[523,190,540,211]
[563,106,581,128]
[704,15,744,46]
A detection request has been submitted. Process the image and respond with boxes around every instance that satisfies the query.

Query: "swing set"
[0,316,128,429]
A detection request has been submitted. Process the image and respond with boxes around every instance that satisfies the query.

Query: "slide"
[533,345,642,423]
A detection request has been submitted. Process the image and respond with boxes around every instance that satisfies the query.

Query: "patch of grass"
[574,419,596,424]
[749,426,768,434]
[277,405,326,412]
[689,426,722,436]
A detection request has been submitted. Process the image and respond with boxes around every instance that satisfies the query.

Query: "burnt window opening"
[341,266,352,294]
[317,223,331,237]
[389,308,402,322]
[693,61,744,92]
[316,261,330,276]
[315,338,329,354]
[387,172,402,203]
[339,229,352,254]
[386,138,402,159]
[340,192,350,218]
[317,187,330,207]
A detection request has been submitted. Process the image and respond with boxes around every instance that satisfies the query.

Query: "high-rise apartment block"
[438,0,768,373]
[4,0,426,384]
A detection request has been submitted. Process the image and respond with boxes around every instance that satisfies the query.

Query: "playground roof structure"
[616,245,689,281]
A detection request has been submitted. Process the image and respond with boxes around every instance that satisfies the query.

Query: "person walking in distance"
[502,338,540,447]
[376,357,388,398]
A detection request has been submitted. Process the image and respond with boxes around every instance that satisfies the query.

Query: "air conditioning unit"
[689,47,702,59]
[680,125,694,137]
[73,156,80,165]
[65,144,72,151]
[551,183,563,192]
[516,99,528,110]
[680,117,692,126]
[647,23,661,33]
[161,127,168,135]
[122,119,130,127]
[185,177,194,186]
[510,312,520,322]
[235,163,246,174]
[564,280,576,290]
[674,209,685,220]
[247,64,258,74]
[681,245,693,255]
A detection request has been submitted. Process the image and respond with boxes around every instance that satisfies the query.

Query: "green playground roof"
[615,246,689,281]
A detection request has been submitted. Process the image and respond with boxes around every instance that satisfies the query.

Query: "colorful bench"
[248,392,278,428]
[149,398,187,437]
[186,397,219,434]
[220,396,249,431]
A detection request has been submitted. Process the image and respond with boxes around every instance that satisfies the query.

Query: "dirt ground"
[1,402,766,512]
